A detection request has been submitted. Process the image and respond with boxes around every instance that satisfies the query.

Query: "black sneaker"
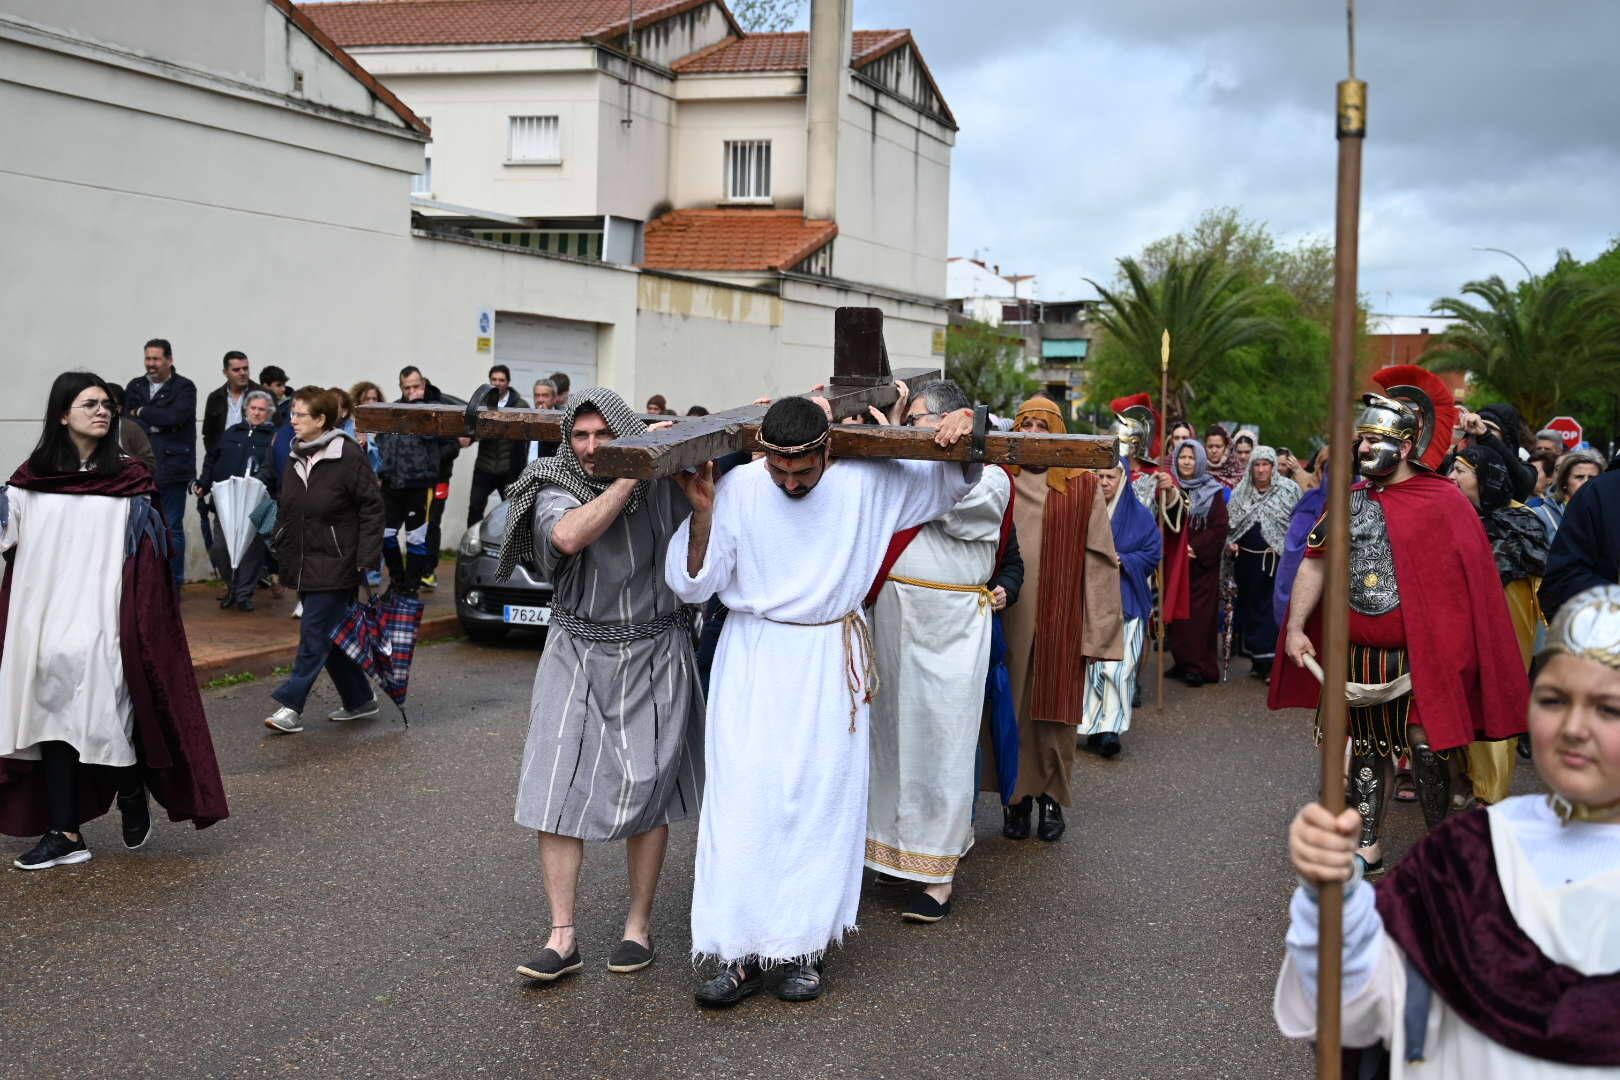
[901,892,951,924]
[516,947,582,982]
[607,939,655,974]
[14,831,91,870]
[118,788,152,850]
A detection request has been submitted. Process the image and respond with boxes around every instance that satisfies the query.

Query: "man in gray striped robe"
[498,388,704,983]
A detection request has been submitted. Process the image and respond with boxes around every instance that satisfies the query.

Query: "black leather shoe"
[607,939,655,974]
[694,961,763,1007]
[516,947,582,982]
[1183,671,1206,688]
[117,788,151,850]
[1002,797,1033,840]
[218,596,236,610]
[1098,733,1122,759]
[1080,733,1104,753]
[237,600,255,613]
[776,960,825,1002]
[1036,796,1066,842]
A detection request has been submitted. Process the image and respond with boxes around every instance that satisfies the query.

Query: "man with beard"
[667,391,979,1006]
[501,389,703,984]
[1269,366,1527,873]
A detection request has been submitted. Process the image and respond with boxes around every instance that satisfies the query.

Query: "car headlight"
[458,521,482,558]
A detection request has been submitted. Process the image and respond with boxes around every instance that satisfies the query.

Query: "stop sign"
[1545,415,1583,450]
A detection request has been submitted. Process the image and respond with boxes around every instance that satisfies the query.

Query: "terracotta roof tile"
[272,0,429,134]
[641,209,836,272]
[671,29,906,73]
[299,0,721,48]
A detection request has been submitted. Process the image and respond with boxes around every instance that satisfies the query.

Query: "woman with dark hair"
[264,386,385,734]
[1203,424,1244,488]
[1164,439,1229,686]
[1,372,227,869]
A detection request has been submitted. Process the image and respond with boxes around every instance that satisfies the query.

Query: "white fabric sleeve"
[665,476,736,602]
[889,458,982,532]
[938,467,1010,543]
[1274,881,1400,1048]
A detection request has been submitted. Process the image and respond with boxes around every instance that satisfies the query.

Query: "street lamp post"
[1471,245,1534,280]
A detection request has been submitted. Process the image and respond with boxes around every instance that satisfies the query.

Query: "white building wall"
[593,61,676,222]
[668,91,807,211]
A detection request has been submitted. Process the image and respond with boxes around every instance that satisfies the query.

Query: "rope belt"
[885,574,995,614]
[762,610,877,732]
[550,606,689,644]
[1237,546,1280,574]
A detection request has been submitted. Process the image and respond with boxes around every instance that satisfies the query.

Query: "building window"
[509,116,561,163]
[412,117,433,195]
[725,140,771,202]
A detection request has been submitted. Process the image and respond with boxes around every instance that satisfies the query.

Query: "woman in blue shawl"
[1079,456,1162,757]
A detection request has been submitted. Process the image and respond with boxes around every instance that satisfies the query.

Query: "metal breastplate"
[1349,488,1399,615]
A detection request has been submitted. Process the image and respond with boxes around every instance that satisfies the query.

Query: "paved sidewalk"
[182,558,460,681]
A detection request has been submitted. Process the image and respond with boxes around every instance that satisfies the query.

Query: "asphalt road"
[1,636,1515,1080]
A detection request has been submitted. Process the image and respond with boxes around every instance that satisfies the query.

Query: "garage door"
[494,312,598,399]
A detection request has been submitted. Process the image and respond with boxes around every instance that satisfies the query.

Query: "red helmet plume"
[1370,365,1459,472]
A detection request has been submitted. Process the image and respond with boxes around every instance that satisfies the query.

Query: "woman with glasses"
[0,372,228,869]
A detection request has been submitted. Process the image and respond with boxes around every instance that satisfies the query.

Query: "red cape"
[1268,472,1526,751]
[0,458,229,835]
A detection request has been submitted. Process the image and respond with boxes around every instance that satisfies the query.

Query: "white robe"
[0,488,136,766]
[668,457,979,963]
[1275,796,1620,1077]
[865,467,1008,884]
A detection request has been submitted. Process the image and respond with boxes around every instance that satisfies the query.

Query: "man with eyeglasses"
[125,338,198,586]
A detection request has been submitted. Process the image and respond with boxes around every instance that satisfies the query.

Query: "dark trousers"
[466,470,511,527]
[1235,549,1281,666]
[271,589,373,715]
[382,486,433,592]
[156,482,189,585]
[40,742,139,833]
[426,483,448,572]
[208,518,266,604]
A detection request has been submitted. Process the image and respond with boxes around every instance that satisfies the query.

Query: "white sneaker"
[291,601,303,619]
[264,706,304,734]
[328,698,380,722]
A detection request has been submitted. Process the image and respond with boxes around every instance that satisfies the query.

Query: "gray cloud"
[838,0,1620,311]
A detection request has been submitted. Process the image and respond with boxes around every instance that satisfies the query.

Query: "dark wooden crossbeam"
[353,307,1116,481]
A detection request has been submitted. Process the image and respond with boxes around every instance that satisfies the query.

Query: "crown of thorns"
[755,430,830,457]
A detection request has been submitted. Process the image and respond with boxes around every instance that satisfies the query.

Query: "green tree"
[730,0,804,32]
[1135,206,1336,321]
[1085,255,1283,421]
[945,321,1039,416]
[1421,253,1620,431]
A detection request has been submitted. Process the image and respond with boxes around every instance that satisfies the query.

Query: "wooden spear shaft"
[1316,26,1367,1079]
[1158,329,1170,711]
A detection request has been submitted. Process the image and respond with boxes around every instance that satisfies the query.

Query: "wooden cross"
[356,308,1118,477]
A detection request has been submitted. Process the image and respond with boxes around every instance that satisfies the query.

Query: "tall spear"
[1316,2,1365,1076]
[1157,328,1170,711]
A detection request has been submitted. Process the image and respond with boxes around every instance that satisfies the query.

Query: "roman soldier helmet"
[1110,393,1160,464]
[1355,365,1458,477]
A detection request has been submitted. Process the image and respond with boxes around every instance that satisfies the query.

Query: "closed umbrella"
[983,613,1020,805]
[329,590,426,723]
[210,471,269,571]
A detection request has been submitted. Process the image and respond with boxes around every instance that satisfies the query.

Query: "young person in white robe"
[1277,582,1620,1076]
[864,379,1011,924]
[2,372,228,869]
[1078,457,1162,759]
[499,389,704,984]
[668,392,981,1006]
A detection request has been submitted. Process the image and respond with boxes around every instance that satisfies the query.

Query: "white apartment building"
[302,0,956,300]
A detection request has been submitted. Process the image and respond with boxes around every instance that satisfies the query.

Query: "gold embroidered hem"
[863,838,960,884]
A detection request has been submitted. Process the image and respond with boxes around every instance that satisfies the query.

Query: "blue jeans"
[157,482,189,586]
[271,589,374,716]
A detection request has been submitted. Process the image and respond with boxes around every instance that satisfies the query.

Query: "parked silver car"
[455,499,553,643]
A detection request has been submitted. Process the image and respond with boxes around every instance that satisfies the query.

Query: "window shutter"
[509,116,561,162]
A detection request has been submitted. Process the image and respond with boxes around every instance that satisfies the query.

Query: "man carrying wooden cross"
[667,391,981,1006]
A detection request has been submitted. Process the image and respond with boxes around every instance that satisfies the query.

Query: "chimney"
[805,0,851,222]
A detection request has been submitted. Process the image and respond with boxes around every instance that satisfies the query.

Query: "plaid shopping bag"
[329,591,426,724]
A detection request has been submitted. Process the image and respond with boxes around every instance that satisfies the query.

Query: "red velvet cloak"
[1268,472,1526,751]
[0,458,229,836]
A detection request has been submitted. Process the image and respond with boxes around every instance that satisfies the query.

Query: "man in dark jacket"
[202,351,260,454]
[196,390,278,611]
[466,364,530,526]
[375,367,459,595]
[126,337,198,586]
[1539,467,1620,619]
[405,368,464,590]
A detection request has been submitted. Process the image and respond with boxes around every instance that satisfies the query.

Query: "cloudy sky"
[793,1,1620,315]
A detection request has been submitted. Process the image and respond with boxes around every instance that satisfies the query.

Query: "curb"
[193,613,463,683]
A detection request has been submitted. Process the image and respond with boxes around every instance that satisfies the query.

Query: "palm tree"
[1087,255,1283,420]
[1421,256,1620,428]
